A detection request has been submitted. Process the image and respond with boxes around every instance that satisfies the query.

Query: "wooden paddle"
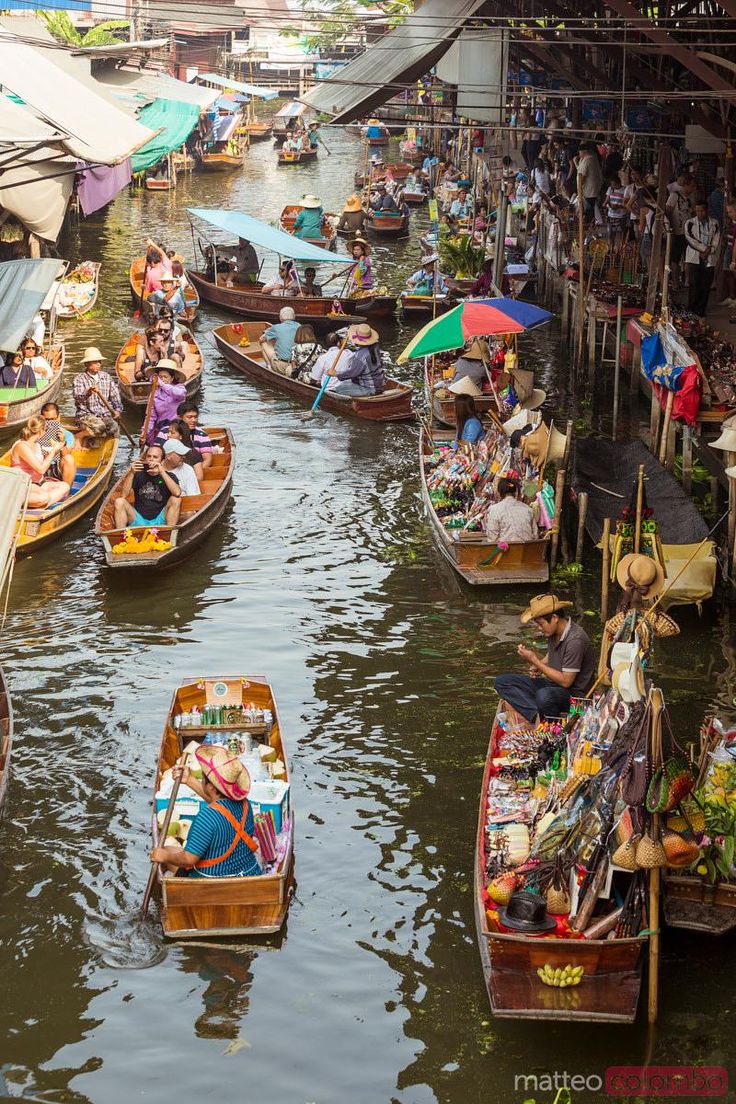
[139,375,159,453]
[91,387,136,448]
[316,132,332,156]
[133,258,151,321]
[141,755,184,919]
[302,334,350,421]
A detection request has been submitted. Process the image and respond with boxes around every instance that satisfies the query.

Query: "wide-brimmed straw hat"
[519,387,547,411]
[81,346,105,364]
[160,273,176,284]
[448,376,482,397]
[153,357,186,383]
[194,744,251,801]
[350,235,371,255]
[711,426,736,452]
[615,552,665,599]
[349,323,379,346]
[520,593,573,624]
[301,194,322,209]
[463,339,489,362]
[605,609,679,639]
[522,421,568,466]
[344,194,363,213]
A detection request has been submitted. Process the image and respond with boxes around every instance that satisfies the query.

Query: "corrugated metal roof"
[299,0,485,123]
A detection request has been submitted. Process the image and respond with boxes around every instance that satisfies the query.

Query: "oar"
[141,755,184,919]
[139,375,159,452]
[302,335,350,421]
[321,262,357,288]
[71,304,89,325]
[316,133,332,156]
[133,259,151,321]
[91,387,136,448]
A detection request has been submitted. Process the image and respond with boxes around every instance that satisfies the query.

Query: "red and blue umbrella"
[396,298,553,363]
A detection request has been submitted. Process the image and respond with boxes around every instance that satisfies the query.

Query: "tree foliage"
[280,0,412,51]
[38,11,130,47]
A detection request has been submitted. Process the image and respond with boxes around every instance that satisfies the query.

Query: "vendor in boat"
[483,473,537,543]
[448,380,484,445]
[20,338,53,380]
[260,306,300,375]
[369,182,398,214]
[302,268,322,297]
[450,339,489,386]
[345,238,373,295]
[293,195,326,241]
[10,416,70,508]
[449,189,471,221]
[146,273,185,321]
[327,323,385,397]
[494,595,596,726]
[336,195,368,237]
[150,745,261,880]
[261,261,298,297]
[113,444,182,530]
[406,255,448,296]
[73,347,122,446]
[307,122,320,150]
[40,402,77,487]
[163,437,200,496]
[144,360,188,446]
[469,257,495,298]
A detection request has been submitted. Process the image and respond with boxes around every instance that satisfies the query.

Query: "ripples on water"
[1,130,736,1104]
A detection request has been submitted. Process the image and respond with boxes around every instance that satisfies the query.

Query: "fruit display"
[537,963,584,987]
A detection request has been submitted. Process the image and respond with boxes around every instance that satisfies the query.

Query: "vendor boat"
[187,270,365,329]
[0,431,118,553]
[56,261,100,319]
[423,359,498,428]
[151,675,294,938]
[200,144,245,171]
[212,322,413,423]
[114,331,204,406]
[402,189,427,206]
[366,212,410,238]
[145,176,173,191]
[354,163,413,188]
[243,121,271,140]
[399,291,450,319]
[95,428,234,568]
[279,205,337,251]
[0,343,64,434]
[419,427,550,585]
[129,257,200,323]
[278,148,317,166]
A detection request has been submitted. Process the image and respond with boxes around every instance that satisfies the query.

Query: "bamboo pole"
[661,231,673,321]
[634,464,645,554]
[601,517,612,623]
[658,390,674,466]
[647,687,664,1025]
[645,144,671,316]
[550,467,566,570]
[612,294,623,441]
[682,425,693,494]
[575,492,588,563]
[575,174,585,369]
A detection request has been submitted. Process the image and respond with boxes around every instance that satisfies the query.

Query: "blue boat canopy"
[197,73,279,102]
[188,208,354,264]
[0,258,65,353]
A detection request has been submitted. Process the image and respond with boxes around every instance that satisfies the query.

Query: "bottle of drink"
[191,706,201,727]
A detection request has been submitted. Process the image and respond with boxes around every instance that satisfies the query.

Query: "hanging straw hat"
[519,387,547,411]
[448,376,482,397]
[344,194,363,212]
[81,346,105,364]
[612,650,646,703]
[710,425,736,451]
[463,339,489,362]
[348,323,379,346]
[194,745,251,801]
[605,609,679,638]
[546,422,568,463]
[615,552,665,599]
[519,593,573,624]
[511,366,534,401]
[301,194,322,209]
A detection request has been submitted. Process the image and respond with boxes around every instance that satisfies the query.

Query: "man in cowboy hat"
[336,195,368,236]
[72,347,122,446]
[494,594,596,725]
[146,272,185,321]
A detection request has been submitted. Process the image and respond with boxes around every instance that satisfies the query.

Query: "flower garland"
[112,527,172,555]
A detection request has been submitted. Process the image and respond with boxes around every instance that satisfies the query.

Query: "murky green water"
[0,129,735,1104]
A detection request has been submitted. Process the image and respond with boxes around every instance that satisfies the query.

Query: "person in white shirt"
[310,332,344,389]
[531,158,551,203]
[261,261,298,297]
[665,172,694,288]
[20,338,53,380]
[162,438,200,496]
[576,143,603,223]
[25,313,45,348]
[484,476,538,544]
[684,200,721,316]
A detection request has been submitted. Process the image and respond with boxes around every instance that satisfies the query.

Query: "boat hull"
[188,270,366,329]
[664,875,736,935]
[57,262,101,318]
[200,153,245,171]
[145,178,173,191]
[400,294,450,319]
[366,214,410,237]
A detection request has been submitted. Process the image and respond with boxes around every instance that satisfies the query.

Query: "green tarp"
[131,98,200,174]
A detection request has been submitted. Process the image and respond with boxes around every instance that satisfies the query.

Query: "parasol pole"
[647,687,664,1025]
[633,463,645,553]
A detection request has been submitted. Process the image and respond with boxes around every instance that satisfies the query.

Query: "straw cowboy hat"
[160,273,176,284]
[349,236,371,255]
[301,194,322,209]
[153,357,187,384]
[348,323,379,346]
[615,552,665,600]
[81,346,106,364]
[612,648,646,703]
[448,376,482,397]
[463,339,489,362]
[520,593,573,625]
[367,118,381,125]
[344,194,363,212]
[502,407,541,437]
[194,744,251,801]
[711,425,736,451]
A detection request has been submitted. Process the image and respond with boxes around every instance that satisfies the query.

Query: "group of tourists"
[283,121,320,156]
[141,239,189,321]
[0,338,54,391]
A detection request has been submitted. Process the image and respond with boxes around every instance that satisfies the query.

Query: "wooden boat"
[279,205,337,251]
[354,162,413,187]
[402,189,427,205]
[152,675,294,938]
[56,261,100,319]
[200,148,245,171]
[367,134,389,147]
[419,428,549,585]
[277,147,317,166]
[145,177,173,191]
[445,276,476,297]
[212,323,413,423]
[0,343,64,434]
[366,212,410,238]
[423,359,498,428]
[0,667,13,822]
[95,428,234,568]
[399,291,450,318]
[334,292,398,320]
[0,431,118,553]
[114,331,204,406]
[243,121,271,140]
[474,707,647,1022]
[664,875,736,935]
[187,269,366,329]
[129,257,200,323]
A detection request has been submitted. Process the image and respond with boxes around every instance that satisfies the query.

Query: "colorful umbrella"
[396,298,554,363]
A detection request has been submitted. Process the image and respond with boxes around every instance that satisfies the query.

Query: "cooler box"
[249,780,290,833]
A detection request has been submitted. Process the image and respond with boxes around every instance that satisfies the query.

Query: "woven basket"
[546,885,572,915]
[636,832,668,868]
[612,837,640,871]
[662,829,700,868]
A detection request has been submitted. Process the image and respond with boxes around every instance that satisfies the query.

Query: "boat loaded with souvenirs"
[150,675,294,938]
[56,261,101,319]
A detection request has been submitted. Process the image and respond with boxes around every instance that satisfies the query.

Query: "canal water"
[0,129,734,1104]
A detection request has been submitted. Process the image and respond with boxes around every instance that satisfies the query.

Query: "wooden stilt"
[576,492,588,563]
[658,390,674,465]
[681,426,693,493]
[601,517,612,623]
[649,391,661,453]
[550,466,566,570]
[612,294,623,441]
[634,464,645,554]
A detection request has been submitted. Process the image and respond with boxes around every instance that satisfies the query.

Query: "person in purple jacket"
[144,360,187,445]
[327,324,385,397]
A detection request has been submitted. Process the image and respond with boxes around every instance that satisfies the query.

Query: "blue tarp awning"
[0,258,65,352]
[188,208,354,264]
[197,72,279,101]
[216,94,248,109]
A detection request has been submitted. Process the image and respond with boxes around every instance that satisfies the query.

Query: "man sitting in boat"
[327,324,385,397]
[159,401,218,473]
[113,444,182,530]
[450,339,489,386]
[406,255,448,296]
[73,347,123,446]
[484,474,537,543]
[336,195,367,237]
[369,182,399,213]
[10,416,70,509]
[302,268,322,297]
[40,402,77,487]
[494,595,596,726]
[293,195,326,241]
[259,306,300,375]
[146,273,185,321]
[261,261,298,297]
[150,745,261,880]
[163,437,200,497]
[145,361,188,446]
[235,238,258,283]
[283,133,302,155]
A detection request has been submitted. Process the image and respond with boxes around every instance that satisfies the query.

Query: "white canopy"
[0,96,75,241]
[96,70,219,110]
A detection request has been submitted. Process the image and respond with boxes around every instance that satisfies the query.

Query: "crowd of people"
[258,310,387,397]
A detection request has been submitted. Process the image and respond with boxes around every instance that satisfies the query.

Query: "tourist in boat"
[0,350,35,389]
[145,360,188,445]
[163,437,200,496]
[369,182,398,213]
[283,133,301,155]
[39,401,77,486]
[259,306,300,374]
[261,261,298,297]
[10,416,70,508]
[345,238,373,296]
[73,347,122,445]
[450,339,489,385]
[113,444,182,530]
[134,326,167,381]
[336,195,368,236]
[143,247,172,294]
[293,195,326,241]
[449,189,471,221]
[150,745,261,879]
[158,418,204,481]
[157,315,188,365]
[146,273,186,321]
[483,474,537,543]
[176,401,219,472]
[20,338,53,380]
[494,594,596,725]
[327,324,385,396]
[290,324,323,382]
[310,332,342,389]
[302,267,322,297]
[451,388,484,446]
[406,256,448,296]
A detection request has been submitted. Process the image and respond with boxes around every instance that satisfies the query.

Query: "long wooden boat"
[213,323,413,423]
[0,344,64,434]
[187,269,366,329]
[0,667,13,822]
[402,189,427,205]
[664,875,736,935]
[419,428,549,585]
[95,428,234,568]
[399,291,450,318]
[145,177,173,191]
[277,147,317,166]
[114,331,204,406]
[129,257,200,323]
[0,431,118,553]
[474,707,647,1022]
[354,162,413,187]
[200,149,245,171]
[423,359,499,428]
[244,121,271,140]
[367,134,389,147]
[278,205,337,251]
[334,292,398,320]
[152,675,294,938]
[366,212,410,237]
[56,261,100,319]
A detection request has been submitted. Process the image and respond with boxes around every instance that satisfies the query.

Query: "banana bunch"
[537,963,584,988]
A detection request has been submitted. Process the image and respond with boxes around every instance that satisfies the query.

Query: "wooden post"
[550,466,566,569]
[634,464,645,553]
[576,492,588,563]
[601,517,612,623]
[658,390,674,465]
[492,193,508,292]
[649,391,661,453]
[682,426,693,494]
[576,174,585,369]
[728,453,736,572]
[647,686,664,1025]
[645,144,671,316]
[612,294,623,441]
[587,297,597,370]
[661,231,673,321]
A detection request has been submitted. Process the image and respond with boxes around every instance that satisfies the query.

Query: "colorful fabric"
[131,98,200,174]
[654,363,702,426]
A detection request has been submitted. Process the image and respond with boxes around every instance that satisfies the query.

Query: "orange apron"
[195,800,258,871]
